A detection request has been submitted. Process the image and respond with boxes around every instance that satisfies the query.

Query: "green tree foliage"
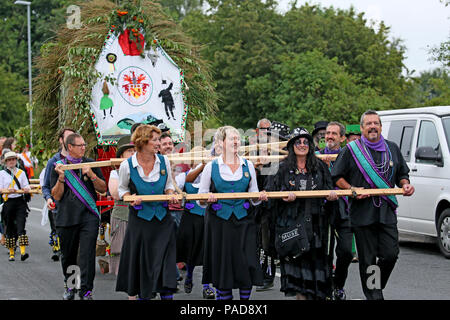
[0,0,69,141]
[183,0,414,130]
[0,66,28,136]
[158,0,204,20]
[182,0,282,128]
[250,50,391,130]
[0,0,68,79]
[410,68,450,106]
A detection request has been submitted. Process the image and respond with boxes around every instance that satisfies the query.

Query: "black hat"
[147,119,170,132]
[269,121,290,141]
[116,135,135,158]
[287,127,313,149]
[130,122,143,134]
[312,120,329,137]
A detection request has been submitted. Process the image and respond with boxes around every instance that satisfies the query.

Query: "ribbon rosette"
[185,203,195,210]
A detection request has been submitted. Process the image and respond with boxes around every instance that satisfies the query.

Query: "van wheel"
[437,209,450,259]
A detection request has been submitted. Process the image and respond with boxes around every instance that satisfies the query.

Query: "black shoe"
[63,288,76,300]
[332,288,346,300]
[202,287,215,299]
[51,252,60,261]
[20,253,29,261]
[79,290,93,300]
[8,256,15,262]
[256,280,274,291]
[184,280,193,294]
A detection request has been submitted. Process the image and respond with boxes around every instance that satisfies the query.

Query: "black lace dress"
[267,160,335,299]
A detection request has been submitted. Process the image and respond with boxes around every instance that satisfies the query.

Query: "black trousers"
[57,217,99,294]
[2,197,28,239]
[333,221,354,290]
[353,223,399,300]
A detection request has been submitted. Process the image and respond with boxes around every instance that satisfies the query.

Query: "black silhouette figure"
[158,80,175,120]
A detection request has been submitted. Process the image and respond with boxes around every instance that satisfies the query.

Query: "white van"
[378,106,450,258]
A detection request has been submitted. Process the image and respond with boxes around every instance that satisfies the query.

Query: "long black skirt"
[202,210,263,289]
[279,236,332,300]
[115,210,177,299]
[176,211,204,266]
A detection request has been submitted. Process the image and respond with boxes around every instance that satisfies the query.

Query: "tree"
[158,0,205,20]
[410,68,450,107]
[251,50,391,130]
[0,65,28,136]
[182,0,282,128]
[0,0,69,79]
[182,1,413,130]
[277,4,410,105]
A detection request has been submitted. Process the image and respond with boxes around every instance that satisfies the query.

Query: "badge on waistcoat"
[161,169,166,176]
[244,172,250,178]
[389,161,394,167]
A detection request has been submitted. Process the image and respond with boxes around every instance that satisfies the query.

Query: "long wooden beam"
[0,189,42,194]
[58,153,337,171]
[123,188,404,202]
[178,141,288,157]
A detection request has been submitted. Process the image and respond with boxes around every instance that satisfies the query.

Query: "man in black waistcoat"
[51,133,106,300]
[331,110,414,300]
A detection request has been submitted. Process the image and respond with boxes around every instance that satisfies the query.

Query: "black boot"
[63,287,76,300]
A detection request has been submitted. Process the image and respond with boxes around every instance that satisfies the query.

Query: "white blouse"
[197,155,260,207]
[118,153,175,199]
[0,168,30,199]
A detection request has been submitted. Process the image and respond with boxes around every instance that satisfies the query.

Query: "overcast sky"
[277,0,450,75]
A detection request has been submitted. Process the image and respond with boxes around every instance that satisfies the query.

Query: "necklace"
[295,165,306,175]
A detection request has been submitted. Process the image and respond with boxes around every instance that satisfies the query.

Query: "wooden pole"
[1,189,42,194]
[123,188,404,202]
[58,153,337,171]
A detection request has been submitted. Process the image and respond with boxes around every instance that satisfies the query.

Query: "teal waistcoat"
[129,155,168,221]
[211,158,251,220]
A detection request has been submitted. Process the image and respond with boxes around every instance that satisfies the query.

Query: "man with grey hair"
[331,110,414,300]
[319,121,352,300]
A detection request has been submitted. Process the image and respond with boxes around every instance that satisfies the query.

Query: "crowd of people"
[0,109,415,301]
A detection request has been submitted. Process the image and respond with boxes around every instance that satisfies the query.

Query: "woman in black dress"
[115,124,178,300]
[267,127,338,300]
[198,126,268,300]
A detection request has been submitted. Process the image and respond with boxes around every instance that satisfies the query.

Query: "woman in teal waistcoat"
[115,125,179,300]
[198,126,268,300]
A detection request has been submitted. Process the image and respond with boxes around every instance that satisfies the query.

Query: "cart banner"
[89,30,188,145]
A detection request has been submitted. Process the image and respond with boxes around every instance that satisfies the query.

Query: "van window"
[387,120,416,161]
[416,120,440,164]
[442,117,450,152]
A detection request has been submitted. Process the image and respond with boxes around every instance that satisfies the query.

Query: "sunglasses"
[294,139,309,147]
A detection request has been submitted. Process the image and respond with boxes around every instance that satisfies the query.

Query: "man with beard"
[331,110,414,300]
[319,121,353,300]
